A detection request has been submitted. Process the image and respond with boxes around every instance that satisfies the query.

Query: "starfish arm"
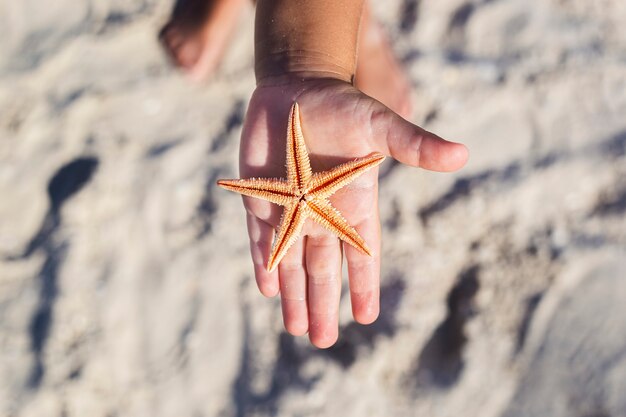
[267,202,307,272]
[287,102,313,192]
[308,153,385,199]
[217,178,295,206]
[306,198,371,256]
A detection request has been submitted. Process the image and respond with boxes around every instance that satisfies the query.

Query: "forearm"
[255,0,365,85]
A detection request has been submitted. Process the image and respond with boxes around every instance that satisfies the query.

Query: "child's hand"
[238,78,468,348]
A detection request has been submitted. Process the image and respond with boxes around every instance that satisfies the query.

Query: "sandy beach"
[1,0,625,415]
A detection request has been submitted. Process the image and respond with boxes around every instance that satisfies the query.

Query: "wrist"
[254,0,363,87]
[255,49,355,86]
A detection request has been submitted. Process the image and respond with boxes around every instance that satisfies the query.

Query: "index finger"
[344,194,381,325]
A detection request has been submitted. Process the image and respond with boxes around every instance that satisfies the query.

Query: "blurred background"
[1,0,625,416]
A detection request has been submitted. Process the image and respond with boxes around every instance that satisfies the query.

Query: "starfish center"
[296,187,312,202]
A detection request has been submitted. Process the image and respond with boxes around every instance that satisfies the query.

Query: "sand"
[0,0,625,416]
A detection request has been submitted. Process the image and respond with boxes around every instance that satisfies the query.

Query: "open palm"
[236,78,468,348]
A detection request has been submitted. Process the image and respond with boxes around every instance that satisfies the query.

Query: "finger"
[306,233,342,348]
[278,238,308,336]
[369,103,469,172]
[246,214,279,297]
[345,198,381,325]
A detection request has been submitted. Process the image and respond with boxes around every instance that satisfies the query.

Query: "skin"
[159,0,248,81]
[242,0,468,348]
[160,0,413,118]
[243,65,467,349]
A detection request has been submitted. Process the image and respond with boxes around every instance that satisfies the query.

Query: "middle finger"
[306,233,342,348]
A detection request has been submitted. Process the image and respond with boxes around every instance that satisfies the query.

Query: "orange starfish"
[217,102,385,272]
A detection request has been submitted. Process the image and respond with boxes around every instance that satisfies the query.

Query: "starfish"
[217,102,385,272]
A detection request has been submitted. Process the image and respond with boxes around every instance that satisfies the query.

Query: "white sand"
[1,0,625,416]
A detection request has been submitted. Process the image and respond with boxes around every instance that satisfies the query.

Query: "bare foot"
[159,0,248,81]
[355,4,414,120]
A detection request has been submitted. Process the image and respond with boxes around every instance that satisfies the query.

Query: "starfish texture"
[217,102,385,272]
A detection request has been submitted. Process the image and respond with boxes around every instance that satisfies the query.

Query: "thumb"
[370,105,469,172]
